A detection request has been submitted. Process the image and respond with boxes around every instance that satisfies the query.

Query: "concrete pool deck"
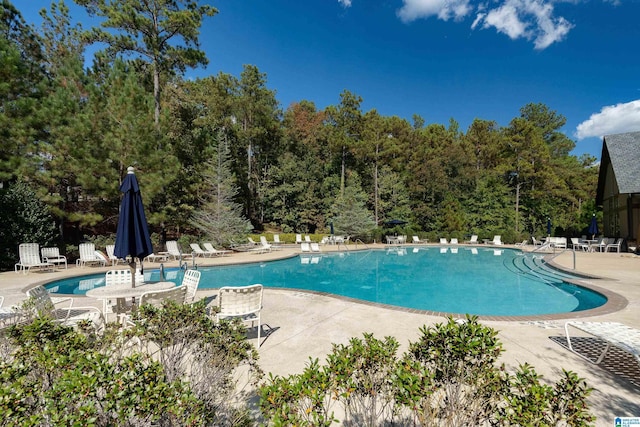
[1,243,639,425]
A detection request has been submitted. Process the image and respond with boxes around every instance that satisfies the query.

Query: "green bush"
[0,181,58,271]
[1,300,263,426]
[259,316,595,426]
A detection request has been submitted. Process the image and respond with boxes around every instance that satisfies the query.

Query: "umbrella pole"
[129,260,137,288]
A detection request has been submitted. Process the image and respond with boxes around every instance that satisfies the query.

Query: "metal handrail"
[353,239,369,249]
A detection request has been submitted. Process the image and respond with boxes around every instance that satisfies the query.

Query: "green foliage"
[0,181,58,270]
[1,300,262,426]
[259,316,594,426]
[4,0,600,245]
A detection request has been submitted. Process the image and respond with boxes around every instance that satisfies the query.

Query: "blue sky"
[22,0,640,158]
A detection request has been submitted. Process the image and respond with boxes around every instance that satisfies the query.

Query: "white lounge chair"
[249,237,271,254]
[247,237,259,246]
[190,243,212,257]
[464,235,478,244]
[450,238,459,245]
[310,242,321,253]
[300,242,311,253]
[216,284,263,347]
[295,234,303,244]
[77,243,107,267]
[304,235,312,243]
[439,238,448,244]
[15,243,53,274]
[203,242,231,256]
[271,234,282,250]
[41,246,67,269]
[564,321,640,366]
[605,238,623,253]
[412,236,428,244]
[166,240,192,260]
[144,252,168,262]
[105,244,126,266]
[491,235,503,245]
[26,285,104,330]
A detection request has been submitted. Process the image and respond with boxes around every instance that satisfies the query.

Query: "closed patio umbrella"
[547,218,552,237]
[114,167,153,287]
[588,214,599,240]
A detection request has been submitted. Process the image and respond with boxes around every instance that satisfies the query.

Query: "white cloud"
[398,0,473,23]
[472,0,573,49]
[575,100,640,139]
[398,0,573,49]
[338,0,352,7]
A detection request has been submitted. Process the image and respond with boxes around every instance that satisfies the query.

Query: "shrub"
[259,316,594,426]
[1,300,263,427]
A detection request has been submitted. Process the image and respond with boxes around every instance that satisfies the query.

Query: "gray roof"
[603,131,640,194]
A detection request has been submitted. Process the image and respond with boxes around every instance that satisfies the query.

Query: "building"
[595,131,640,246]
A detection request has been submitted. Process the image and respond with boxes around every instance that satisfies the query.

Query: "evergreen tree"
[190,141,252,246]
[331,173,375,239]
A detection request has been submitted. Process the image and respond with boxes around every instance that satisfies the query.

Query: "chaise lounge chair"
[15,243,54,274]
[464,235,478,244]
[76,243,107,267]
[203,242,231,256]
[190,243,212,257]
[166,240,193,260]
[564,321,640,366]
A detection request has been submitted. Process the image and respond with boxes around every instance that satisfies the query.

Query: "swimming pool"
[45,247,607,317]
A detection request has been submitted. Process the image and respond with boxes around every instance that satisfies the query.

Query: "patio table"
[86,281,175,316]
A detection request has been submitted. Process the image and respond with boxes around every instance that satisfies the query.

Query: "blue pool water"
[45,247,607,316]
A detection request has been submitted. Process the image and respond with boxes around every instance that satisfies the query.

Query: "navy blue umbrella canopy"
[588,214,599,239]
[546,218,552,236]
[114,167,153,285]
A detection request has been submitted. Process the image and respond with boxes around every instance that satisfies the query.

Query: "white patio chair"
[190,243,211,257]
[166,240,192,260]
[605,238,623,253]
[105,244,126,266]
[300,242,311,253]
[491,235,503,245]
[15,243,53,274]
[26,285,104,330]
[216,284,263,346]
[310,242,321,253]
[77,243,107,267]
[203,242,231,256]
[41,247,67,269]
[181,269,201,303]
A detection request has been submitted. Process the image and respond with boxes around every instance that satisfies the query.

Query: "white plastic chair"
[26,285,104,330]
[15,243,53,274]
[41,247,67,269]
[216,284,263,346]
[181,269,201,303]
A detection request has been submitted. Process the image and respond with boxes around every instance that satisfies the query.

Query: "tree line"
[0,0,598,264]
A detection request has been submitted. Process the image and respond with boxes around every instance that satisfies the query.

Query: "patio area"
[1,244,639,425]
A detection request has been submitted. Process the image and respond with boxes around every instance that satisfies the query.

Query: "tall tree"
[233,65,281,226]
[76,0,217,127]
[325,90,363,195]
[0,1,47,182]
